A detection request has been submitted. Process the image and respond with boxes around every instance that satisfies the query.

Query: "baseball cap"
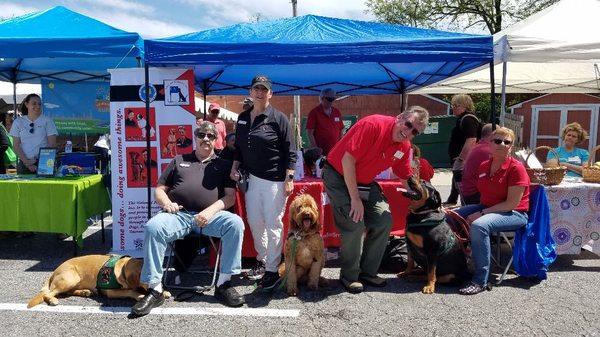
[208,103,220,112]
[251,75,272,91]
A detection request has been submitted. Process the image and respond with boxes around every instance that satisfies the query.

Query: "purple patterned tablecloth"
[546,181,600,255]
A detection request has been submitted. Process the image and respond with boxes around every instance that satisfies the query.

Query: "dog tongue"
[303,219,311,228]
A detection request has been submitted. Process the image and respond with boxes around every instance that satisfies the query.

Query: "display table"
[0,174,111,248]
[545,181,600,255]
[235,177,408,257]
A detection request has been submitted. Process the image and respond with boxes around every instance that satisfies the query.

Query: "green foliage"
[365,0,560,34]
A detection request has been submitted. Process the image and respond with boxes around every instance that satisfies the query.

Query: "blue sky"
[1,0,375,38]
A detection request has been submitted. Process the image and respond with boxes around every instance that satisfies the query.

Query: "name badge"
[567,156,581,164]
[479,173,486,178]
[179,163,191,168]
[334,117,340,122]
[238,120,247,125]
[393,151,404,160]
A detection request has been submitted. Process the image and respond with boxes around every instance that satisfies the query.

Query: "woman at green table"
[9,94,58,174]
[546,122,589,177]
[0,112,16,174]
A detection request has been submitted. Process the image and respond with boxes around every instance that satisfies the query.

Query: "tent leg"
[144,63,152,221]
[500,62,507,127]
[203,90,207,120]
[13,80,17,114]
[489,61,496,130]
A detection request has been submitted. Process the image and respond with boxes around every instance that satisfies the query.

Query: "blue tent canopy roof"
[145,15,493,95]
[0,6,143,83]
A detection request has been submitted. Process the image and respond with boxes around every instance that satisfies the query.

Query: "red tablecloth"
[235,178,409,257]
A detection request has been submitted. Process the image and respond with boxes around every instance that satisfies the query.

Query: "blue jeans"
[455,204,528,285]
[140,210,244,287]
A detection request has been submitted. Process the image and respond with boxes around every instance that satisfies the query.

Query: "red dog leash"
[443,209,472,255]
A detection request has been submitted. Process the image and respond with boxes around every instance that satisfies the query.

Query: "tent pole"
[144,62,152,221]
[489,61,497,130]
[400,79,406,112]
[203,86,207,120]
[500,62,507,127]
[12,69,17,115]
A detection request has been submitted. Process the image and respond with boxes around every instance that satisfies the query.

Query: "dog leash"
[443,208,472,256]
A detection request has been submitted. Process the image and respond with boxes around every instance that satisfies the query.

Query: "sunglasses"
[323,97,336,103]
[492,138,512,145]
[196,132,216,141]
[404,121,420,137]
[29,122,34,134]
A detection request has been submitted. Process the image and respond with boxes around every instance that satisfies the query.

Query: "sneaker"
[459,282,490,295]
[214,281,245,307]
[258,271,281,290]
[243,260,265,280]
[131,289,165,316]
[358,273,387,287]
[340,277,363,294]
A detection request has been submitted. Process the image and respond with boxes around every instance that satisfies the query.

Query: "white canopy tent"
[194,96,238,121]
[417,0,600,100]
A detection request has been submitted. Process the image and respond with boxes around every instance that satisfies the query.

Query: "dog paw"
[422,285,435,294]
[79,290,93,297]
[286,287,298,296]
[47,297,59,306]
[163,291,171,299]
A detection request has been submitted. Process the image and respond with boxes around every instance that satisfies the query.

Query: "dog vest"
[407,212,457,255]
[97,255,127,290]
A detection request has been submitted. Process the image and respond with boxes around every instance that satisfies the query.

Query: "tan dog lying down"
[278,194,327,296]
[28,255,170,308]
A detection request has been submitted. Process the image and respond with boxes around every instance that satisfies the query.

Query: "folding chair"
[162,232,221,296]
[491,231,516,284]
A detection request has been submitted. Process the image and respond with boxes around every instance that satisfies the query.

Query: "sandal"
[459,282,490,295]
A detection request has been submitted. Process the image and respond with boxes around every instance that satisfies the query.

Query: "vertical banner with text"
[109,68,196,256]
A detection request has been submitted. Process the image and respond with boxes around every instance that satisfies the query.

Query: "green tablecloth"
[0,174,111,247]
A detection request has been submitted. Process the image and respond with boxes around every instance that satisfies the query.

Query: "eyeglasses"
[29,122,34,134]
[323,97,336,103]
[196,132,216,141]
[404,121,421,137]
[492,138,512,145]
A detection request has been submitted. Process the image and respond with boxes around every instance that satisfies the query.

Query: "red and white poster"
[109,68,196,255]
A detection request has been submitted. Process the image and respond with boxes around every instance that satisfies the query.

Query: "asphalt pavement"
[1,170,599,336]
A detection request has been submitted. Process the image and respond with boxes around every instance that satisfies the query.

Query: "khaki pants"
[322,165,392,281]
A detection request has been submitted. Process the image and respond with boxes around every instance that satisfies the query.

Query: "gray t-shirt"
[158,153,235,212]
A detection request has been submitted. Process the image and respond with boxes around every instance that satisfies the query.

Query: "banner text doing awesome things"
[109,68,196,255]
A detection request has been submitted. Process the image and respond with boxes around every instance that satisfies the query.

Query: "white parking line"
[0,303,299,317]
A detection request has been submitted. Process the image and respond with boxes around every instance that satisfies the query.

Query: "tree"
[365,0,559,34]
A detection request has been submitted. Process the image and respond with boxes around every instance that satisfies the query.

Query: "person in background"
[546,122,589,177]
[93,133,111,175]
[202,103,227,152]
[306,88,345,156]
[230,75,297,290]
[0,112,16,174]
[322,106,429,294]
[454,127,530,295]
[411,144,434,182]
[445,94,480,206]
[10,94,58,174]
[219,133,236,161]
[460,123,493,204]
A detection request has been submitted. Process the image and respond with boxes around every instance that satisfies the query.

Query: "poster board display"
[109,68,196,255]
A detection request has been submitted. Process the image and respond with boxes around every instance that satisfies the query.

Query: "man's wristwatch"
[287,173,294,181]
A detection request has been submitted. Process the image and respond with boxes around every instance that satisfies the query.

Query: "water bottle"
[65,140,73,153]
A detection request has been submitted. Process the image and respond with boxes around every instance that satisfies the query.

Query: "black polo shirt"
[158,153,235,212]
[234,105,297,182]
[448,112,481,163]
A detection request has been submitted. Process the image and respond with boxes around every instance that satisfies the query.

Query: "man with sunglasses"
[306,88,345,156]
[322,106,429,293]
[132,121,245,316]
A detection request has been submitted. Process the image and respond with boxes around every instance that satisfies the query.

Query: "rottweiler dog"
[397,177,470,294]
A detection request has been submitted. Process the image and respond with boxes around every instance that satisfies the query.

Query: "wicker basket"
[525,146,566,185]
[582,145,600,183]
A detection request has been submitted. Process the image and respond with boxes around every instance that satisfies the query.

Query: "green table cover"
[0,174,111,247]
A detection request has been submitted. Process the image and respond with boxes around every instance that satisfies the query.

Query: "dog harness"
[407,212,457,256]
[96,255,128,290]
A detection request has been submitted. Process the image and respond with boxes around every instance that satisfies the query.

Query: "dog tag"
[238,120,247,125]
[394,151,404,160]
[179,163,191,168]
[334,117,340,122]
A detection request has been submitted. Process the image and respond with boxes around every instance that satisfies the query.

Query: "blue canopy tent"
[144,15,493,96]
[0,6,143,109]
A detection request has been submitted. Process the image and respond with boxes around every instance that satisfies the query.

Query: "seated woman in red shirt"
[453,127,530,295]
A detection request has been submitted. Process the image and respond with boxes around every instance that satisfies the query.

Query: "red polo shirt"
[461,141,492,196]
[327,115,412,185]
[476,156,530,212]
[306,105,344,155]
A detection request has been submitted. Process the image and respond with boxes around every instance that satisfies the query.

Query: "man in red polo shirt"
[306,88,345,155]
[322,106,429,293]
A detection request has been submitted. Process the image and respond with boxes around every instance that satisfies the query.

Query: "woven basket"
[582,145,600,183]
[525,146,566,185]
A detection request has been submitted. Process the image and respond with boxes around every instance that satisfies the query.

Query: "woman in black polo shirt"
[230,75,297,290]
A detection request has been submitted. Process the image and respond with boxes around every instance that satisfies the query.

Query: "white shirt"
[10,115,58,159]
